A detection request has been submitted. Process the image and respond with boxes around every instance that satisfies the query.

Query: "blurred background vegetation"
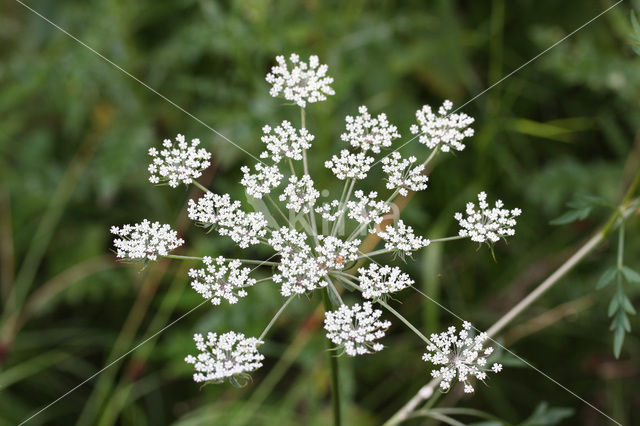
[1,0,640,424]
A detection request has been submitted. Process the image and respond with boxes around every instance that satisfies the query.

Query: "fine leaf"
[608,296,619,317]
[596,267,617,289]
[621,266,640,283]
[549,193,605,225]
[631,11,640,38]
[613,327,625,358]
[519,402,574,426]
[549,208,590,225]
[622,295,636,315]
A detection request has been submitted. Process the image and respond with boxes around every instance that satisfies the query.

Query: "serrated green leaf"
[608,296,619,317]
[596,267,618,289]
[622,266,640,283]
[633,44,640,56]
[613,327,625,358]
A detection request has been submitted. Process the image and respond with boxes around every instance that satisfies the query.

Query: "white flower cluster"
[241,164,283,199]
[188,192,268,248]
[187,192,240,229]
[410,100,475,153]
[325,150,374,180]
[148,134,211,187]
[324,302,391,356]
[381,152,428,196]
[316,235,360,270]
[275,254,325,296]
[455,192,521,244]
[185,332,264,383]
[346,191,390,226]
[422,322,502,393]
[268,229,360,296]
[342,106,401,153]
[358,263,414,299]
[377,220,430,257]
[280,175,320,213]
[188,256,256,305]
[315,200,344,221]
[269,227,324,296]
[260,121,314,162]
[266,54,335,108]
[111,220,183,261]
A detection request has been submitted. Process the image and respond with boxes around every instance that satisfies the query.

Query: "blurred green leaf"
[621,266,640,283]
[518,402,573,426]
[596,267,617,289]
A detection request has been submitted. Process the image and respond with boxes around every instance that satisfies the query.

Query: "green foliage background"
[1,0,640,424]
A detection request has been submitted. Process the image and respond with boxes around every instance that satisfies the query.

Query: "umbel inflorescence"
[110,53,520,391]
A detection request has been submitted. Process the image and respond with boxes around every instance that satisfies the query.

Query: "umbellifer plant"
[110,53,521,420]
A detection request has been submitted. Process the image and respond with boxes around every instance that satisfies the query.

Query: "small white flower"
[324,302,391,356]
[260,121,314,162]
[269,226,310,257]
[265,54,335,108]
[241,163,283,199]
[410,100,475,153]
[346,190,390,226]
[377,220,430,257]
[148,134,211,187]
[381,152,428,196]
[187,193,241,229]
[274,251,326,296]
[315,235,360,270]
[341,106,401,153]
[280,174,320,213]
[315,200,345,221]
[185,331,264,383]
[188,193,268,248]
[358,263,414,299]
[188,256,256,305]
[325,150,374,180]
[422,322,501,393]
[455,192,521,244]
[221,211,269,249]
[111,220,183,261]
[268,227,324,296]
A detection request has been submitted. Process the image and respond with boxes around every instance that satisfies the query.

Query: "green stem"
[266,194,290,225]
[617,222,624,270]
[192,180,211,193]
[165,254,278,266]
[378,300,433,346]
[259,295,295,341]
[429,235,466,243]
[288,158,296,176]
[301,108,309,175]
[422,146,440,169]
[322,288,342,426]
[333,179,356,238]
[331,178,352,237]
[601,167,640,236]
